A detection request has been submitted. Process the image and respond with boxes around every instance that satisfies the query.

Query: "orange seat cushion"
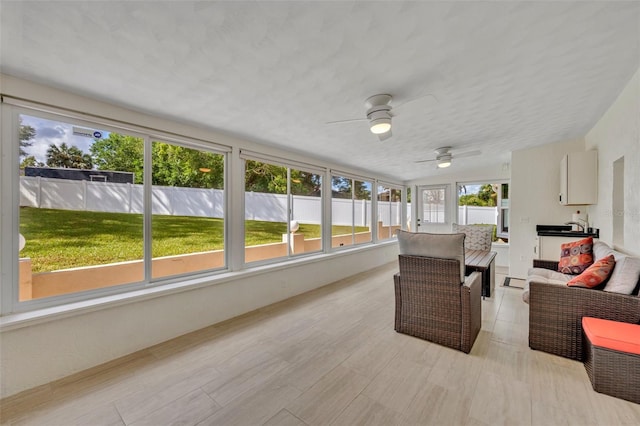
[582,317,640,355]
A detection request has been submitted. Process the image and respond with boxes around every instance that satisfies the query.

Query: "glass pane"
[390,188,402,237]
[406,187,412,231]
[290,169,322,255]
[377,186,391,240]
[18,114,144,301]
[354,180,372,244]
[377,186,401,241]
[422,188,445,223]
[331,175,353,247]
[501,209,509,232]
[458,183,498,226]
[244,160,288,263]
[151,141,225,278]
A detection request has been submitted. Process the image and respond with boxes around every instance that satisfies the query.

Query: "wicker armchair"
[528,259,640,361]
[394,231,483,353]
[452,223,494,251]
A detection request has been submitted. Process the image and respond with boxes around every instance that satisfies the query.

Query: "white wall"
[585,68,640,255]
[509,138,588,278]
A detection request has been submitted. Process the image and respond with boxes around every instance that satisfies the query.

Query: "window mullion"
[1,106,18,314]
[143,136,152,283]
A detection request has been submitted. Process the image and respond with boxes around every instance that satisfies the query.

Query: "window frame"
[329,171,374,249]
[376,182,403,241]
[240,150,325,267]
[2,100,230,314]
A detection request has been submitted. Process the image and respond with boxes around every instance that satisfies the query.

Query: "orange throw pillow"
[567,255,616,288]
[558,237,594,274]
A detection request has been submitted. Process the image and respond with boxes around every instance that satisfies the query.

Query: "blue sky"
[459,184,481,194]
[20,114,108,164]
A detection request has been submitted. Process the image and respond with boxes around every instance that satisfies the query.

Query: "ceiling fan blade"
[414,158,437,164]
[325,118,368,125]
[377,130,392,142]
[454,150,482,159]
[394,93,439,110]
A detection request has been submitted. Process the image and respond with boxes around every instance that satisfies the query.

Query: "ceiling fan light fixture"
[368,110,392,134]
[437,153,452,168]
[370,118,391,134]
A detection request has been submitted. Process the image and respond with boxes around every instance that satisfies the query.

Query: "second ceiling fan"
[415,146,482,168]
[326,93,437,142]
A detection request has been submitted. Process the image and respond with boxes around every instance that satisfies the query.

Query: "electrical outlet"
[519,255,525,261]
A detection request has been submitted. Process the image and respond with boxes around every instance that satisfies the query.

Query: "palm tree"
[19,117,36,157]
[46,143,93,169]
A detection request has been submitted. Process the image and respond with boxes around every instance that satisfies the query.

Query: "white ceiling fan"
[414,146,482,168]
[326,93,437,142]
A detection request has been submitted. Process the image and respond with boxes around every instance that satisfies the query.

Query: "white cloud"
[20,114,106,165]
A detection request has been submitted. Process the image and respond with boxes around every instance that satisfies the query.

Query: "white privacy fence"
[20,177,495,226]
[421,205,498,226]
[20,177,404,226]
[458,205,498,225]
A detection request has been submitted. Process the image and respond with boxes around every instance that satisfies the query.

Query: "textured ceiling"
[1,1,639,181]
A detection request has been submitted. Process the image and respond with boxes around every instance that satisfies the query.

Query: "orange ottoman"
[582,317,640,404]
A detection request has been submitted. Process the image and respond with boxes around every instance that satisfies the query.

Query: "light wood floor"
[2,262,639,425]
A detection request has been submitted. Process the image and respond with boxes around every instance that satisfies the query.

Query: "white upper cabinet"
[559,151,597,205]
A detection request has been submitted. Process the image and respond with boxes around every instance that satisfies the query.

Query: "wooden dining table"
[465,249,498,298]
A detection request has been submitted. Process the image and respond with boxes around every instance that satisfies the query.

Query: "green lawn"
[19,207,367,273]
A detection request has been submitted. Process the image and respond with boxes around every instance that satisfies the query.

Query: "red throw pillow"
[558,237,594,274]
[567,255,616,288]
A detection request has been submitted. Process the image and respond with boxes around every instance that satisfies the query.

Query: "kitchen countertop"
[536,224,599,238]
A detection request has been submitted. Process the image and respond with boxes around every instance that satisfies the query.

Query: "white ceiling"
[1,1,639,181]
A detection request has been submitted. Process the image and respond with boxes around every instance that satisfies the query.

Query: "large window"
[331,175,372,247]
[14,110,227,302]
[377,184,402,241]
[4,101,405,314]
[244,157,323,263]
[18,114,145,301]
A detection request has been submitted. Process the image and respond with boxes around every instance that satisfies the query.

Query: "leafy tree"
[152,142,224,189]
[478,184,497,206]
[20,156,44,169]
[458,194,485,206]
[290,170,322,197]
[244,160,287,194]
[46,143,93,169]
[331,176,371,200]
[331,176,352,199]
[91,134,225,188]
[19,117,36,157]
[91,134,144,183]
[458,184,497,206]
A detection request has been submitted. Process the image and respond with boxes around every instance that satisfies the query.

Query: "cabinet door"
[559,151,597,205]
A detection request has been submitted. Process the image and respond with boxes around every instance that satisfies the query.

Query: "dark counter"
[536,224,599,238]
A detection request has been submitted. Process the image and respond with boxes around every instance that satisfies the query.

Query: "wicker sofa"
[523,241,640,361]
